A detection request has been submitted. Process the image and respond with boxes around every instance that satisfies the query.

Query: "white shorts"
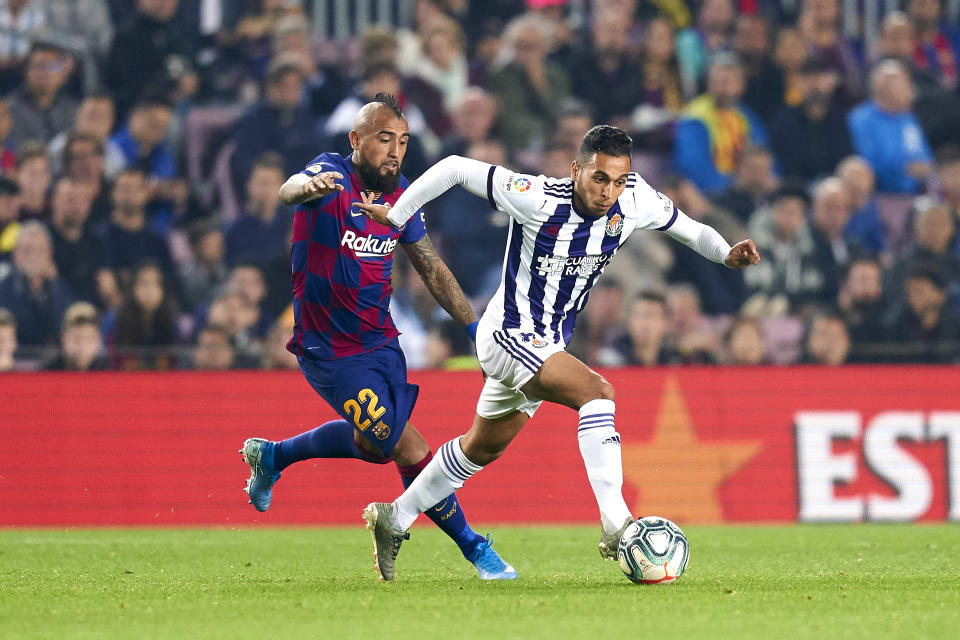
[474,319,566,419]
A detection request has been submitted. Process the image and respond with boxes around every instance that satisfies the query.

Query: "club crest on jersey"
[341,229,397,258]
[371,421,390,440]
[605,212,623,236]
[505,175,532,193]
[519,332,550,348]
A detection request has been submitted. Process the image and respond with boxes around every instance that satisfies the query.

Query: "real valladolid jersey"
[482,166,680,345]
[286,153,426,360]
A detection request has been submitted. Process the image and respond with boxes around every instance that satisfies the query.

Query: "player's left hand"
[354,192,393,226]
[725,239,761,268]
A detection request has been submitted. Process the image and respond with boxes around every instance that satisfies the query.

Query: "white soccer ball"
[617,516,690,584]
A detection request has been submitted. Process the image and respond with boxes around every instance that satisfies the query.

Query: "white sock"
[578,399,632,535]
[392,437,482,530]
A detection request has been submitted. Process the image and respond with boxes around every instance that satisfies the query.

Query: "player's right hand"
[302,171,344,198]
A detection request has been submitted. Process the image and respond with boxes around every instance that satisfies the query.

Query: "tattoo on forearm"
[404,237,476,326]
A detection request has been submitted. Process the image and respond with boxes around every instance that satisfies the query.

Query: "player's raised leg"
[520,352,634,558]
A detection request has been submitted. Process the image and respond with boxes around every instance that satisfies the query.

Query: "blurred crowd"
[1,0,959,373]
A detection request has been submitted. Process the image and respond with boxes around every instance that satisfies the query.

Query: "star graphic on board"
[621,376,763,524]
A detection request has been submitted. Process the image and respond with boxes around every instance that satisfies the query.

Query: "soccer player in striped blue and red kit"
[239,93,516,581]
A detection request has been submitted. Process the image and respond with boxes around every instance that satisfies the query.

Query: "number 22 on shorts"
[343,389,391,440]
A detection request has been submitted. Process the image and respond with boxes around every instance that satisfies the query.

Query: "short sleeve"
[297,154,346,210]
[630,176,679,231]
[400,208,427,244]
[487,165,541,224]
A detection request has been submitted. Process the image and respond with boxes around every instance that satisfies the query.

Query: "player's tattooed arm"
[402,235,477,327]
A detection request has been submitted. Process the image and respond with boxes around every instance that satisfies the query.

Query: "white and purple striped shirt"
[386,156,732,346]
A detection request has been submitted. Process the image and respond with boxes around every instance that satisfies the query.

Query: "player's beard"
[355,157,401,194]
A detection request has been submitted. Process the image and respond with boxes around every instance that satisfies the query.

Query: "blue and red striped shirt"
[286,153,426,360]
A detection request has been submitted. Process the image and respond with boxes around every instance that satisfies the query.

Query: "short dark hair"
[373,91,405,119]
[770,180,811,207]
[635,289,667,308]
[577,125,632,162]
[252,151,285,173]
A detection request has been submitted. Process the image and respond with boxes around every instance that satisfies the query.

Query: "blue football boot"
[466,534,518,580]
[239,438,281,512]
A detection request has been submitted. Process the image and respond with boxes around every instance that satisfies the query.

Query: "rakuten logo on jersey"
[341,230,397,258]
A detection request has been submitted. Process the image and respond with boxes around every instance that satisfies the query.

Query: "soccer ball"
[617,516,689,584]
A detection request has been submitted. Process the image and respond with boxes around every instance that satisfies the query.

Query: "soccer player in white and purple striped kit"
[356,125,761,580]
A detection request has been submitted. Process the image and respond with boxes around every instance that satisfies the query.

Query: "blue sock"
[273,420,388,470]
[397,452,485,558]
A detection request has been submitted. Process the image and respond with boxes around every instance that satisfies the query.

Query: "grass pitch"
[1,524,958,640]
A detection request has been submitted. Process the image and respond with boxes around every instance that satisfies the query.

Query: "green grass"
[1,525,958,639]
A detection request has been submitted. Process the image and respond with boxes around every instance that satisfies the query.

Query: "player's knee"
[589,378,615,403]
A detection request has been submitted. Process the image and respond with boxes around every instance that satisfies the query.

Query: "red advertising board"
[2,367,958,526]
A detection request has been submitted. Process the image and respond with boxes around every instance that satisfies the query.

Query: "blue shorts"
[297,338,418,456]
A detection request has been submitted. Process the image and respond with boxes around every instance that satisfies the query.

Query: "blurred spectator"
[49,92,116,176]
[561,5,644,127]
[62,131,111,224]
[359,25,450,145]
[40,0,114,61]
[837,256,887,362]
[770,57,852,183]
[104,94,178,230]
[0,97,14,173]
[225,152,292,269]
[0,305,15,370]
[884,264,960,363]
[630,16,683,153]
[232,54,326,193]
[771,26,807,110]
[262,319,297,370]
[430,139,508,300]
[551,97,593,154]
[0,220,74,346]
[487,13,570,151]
[48,176,100,303]
[662,174,749,314]
[180,222,227,312]
[712,145,777,224]
[440,87,498,158]
[745,182,826,313]
[878,11,960,154]
[7,44,75,146]
[192,322,235,370]
[848,60,933,194]
[734,14,782,124]
[907,0,960,91]
[15,141,51,221]
[42,301,109,371]
[205,289,263,366]
[414,15,469,111]
[888,199,960,306]
[675,0,735,97]
[937,150,960,253]
[97,168,178,297]
[802,312,850,365]
[0,174,20,263]
[226,262,271,332]
[0,1,45,88]
[598,291,705,366]
[567,277,623,366]
[106,0,194,119]
[798,0,861,106]
[111,260,180,369]
[723,314,767,365]
[809,176,855,304]
[673,53,768,193]
[667,284,720,363]
[835,156,886,255]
